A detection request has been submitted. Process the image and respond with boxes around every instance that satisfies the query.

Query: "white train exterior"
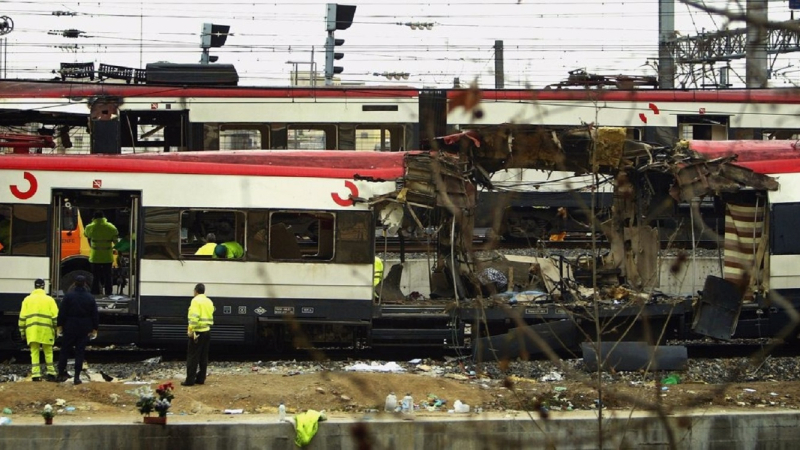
[0,151,401,349]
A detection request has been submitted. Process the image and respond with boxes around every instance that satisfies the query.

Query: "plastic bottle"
[401,393,414,414]
[278,402,286,421]
[384,392,397,412]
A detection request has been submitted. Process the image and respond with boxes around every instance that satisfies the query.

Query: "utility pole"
[745,0,768,87]
[658,0,675,88]
[494,40,504,89]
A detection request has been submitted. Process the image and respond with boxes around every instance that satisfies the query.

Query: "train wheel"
[60,270,93,293]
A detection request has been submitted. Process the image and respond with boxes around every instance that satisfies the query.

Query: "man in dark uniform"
[56,275,99,384]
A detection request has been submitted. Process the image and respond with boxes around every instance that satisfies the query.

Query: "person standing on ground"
[18,278,59,382]
[56,275,98,384]
[84,210,118,296]
[182,283,214,386]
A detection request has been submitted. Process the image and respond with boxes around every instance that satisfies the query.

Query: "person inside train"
[212,241,244,259]
[84,210,119,296]
[194,233,218,256]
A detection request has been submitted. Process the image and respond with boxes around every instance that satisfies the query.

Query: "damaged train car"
[371,126,799,361]
[0,126,797,357]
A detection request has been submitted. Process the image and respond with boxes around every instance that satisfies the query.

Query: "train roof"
[687,140,800,175]
[0,80,421,99]
[2,79,800,105]
[0,150,411,179]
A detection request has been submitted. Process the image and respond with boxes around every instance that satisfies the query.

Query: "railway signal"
[200,23,230,64]
[324,3,356,85]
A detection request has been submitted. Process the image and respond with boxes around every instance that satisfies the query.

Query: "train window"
[219,124,268,150]
[269,212,334,261]
[142,208,181,260]
[678,115,729,140]
[286,126,334,150]
[771,203,800,255]
[9,205,48,256]
[354,124,405,151]
[179,210,246,259]
[626,128,642,141]
[0,205,10,254]
[335,211,373,264]
[246,210,269,262]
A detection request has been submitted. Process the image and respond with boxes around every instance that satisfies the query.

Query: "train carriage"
[0,150,404,350]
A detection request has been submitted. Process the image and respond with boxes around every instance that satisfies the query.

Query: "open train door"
[50,189,141,306]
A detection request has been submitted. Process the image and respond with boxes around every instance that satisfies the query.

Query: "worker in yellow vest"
[374,256,384,287]
[84,210,118,296]
[18,279,59,382]
[182,283,215,386]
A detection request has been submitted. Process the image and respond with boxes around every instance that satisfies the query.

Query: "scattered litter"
[224,409,243,414]
[744,388,757,393]
[1,408,11,414]
[0,417,10,425]
[453,400,470,413]
[123,381,149,385]
[661,374,681,385]
[408,359,422,364]
[142,356,162,365]
[344,362,406,373]
[55,399,66,406]
[65,407,76,412]
[770,392,779,397]
[554,387,567,392]
[540,371,563,382]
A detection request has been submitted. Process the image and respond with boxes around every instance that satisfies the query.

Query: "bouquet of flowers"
[41,404,55,420]
[132,386,156,416]
[154,382,174,417]
[131,382,175,417]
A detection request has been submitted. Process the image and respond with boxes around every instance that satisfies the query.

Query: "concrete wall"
[4,411,800,450]
[384,255,723,299]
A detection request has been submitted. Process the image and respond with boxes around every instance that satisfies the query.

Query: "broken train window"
[269,211,334,261]
[179,209,246,259]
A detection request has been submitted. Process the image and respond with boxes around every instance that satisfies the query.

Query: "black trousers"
[58,332,90,382]
[91,262,113,296]
[186,331,211,384]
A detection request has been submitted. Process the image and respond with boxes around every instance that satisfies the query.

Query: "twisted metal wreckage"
[366,124,782,361]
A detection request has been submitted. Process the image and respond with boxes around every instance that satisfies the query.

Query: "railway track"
[2,337,791,369]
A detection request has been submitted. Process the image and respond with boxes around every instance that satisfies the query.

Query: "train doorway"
[50,189,140,305]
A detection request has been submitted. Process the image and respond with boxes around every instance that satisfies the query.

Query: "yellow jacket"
[294,410,326,447]
[18,289,58,345]
[188,294,214,333]
[85,218,119,264]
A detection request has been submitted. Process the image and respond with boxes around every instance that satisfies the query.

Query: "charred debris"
[367,124,780,349]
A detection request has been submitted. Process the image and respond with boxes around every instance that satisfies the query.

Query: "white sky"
[1,0,798,88]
